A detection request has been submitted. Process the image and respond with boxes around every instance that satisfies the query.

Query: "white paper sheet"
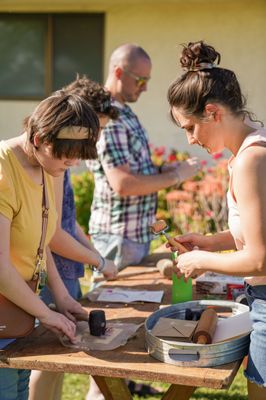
[96,287,164,303]
[213,311,252,343]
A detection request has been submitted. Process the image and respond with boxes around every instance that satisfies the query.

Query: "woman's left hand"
[175,250,206,279]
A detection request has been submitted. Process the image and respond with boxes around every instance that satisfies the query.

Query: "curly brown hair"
[64,74,119,120]
[167,41,259,123]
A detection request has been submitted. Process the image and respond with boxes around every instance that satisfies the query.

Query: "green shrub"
[70,171,94,233]
[70,148,229,238]
[150,145,229,235]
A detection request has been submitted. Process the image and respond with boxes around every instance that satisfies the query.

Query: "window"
[0,13,104,99]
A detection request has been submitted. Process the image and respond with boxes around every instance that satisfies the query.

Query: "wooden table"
[0,253,242,400]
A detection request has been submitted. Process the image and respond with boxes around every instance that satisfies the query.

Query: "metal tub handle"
[168,348,200,362]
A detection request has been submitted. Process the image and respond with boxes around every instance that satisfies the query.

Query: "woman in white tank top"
[167,41,266,400]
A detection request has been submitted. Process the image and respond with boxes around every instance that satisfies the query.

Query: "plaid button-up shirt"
[87,101,157,243]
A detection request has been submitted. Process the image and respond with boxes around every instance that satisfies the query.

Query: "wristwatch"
[97,255,106,273]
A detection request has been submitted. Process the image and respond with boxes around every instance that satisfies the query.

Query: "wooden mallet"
[49,303,91,324]
[150,220,188,254]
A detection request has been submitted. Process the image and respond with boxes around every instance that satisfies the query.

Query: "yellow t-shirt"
[0,141,57,281]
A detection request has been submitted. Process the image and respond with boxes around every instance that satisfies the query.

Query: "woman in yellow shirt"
[0,90,100,400]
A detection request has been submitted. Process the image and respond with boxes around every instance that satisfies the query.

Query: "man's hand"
[176,157,201,182]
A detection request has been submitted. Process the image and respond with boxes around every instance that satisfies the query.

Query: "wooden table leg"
[93,376,132,400]
[162,384,196,400]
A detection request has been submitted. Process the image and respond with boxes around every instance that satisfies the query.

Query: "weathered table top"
[0,253,242,399]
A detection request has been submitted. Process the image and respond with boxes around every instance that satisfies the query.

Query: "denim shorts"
[40,278,82,306]
[0,368,30,400]
[92,233,150,271]
[244,283,266,387]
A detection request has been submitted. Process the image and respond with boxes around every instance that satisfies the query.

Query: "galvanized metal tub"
[145,300,250,367]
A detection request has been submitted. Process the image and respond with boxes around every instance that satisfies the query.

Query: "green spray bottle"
[171,251,192,304]
[149,220,192,303]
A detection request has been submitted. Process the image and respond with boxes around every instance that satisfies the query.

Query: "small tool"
[49,303,92,326]
[71,309,107,337]
[150,220,188,254]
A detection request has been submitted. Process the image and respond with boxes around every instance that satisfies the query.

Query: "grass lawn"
[62,366,247,400]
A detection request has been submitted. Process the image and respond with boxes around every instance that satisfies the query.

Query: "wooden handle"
[167,236,188,254]
[93,267,159,283]
[196,334,208,345]
[49,304,89,323]
[72,312,89,322]
[192,308,218,344]
[156,259,173,279]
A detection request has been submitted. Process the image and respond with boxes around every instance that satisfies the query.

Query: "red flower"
[212,152,223,160]
[168,154,177,162]
[154,146,166,156]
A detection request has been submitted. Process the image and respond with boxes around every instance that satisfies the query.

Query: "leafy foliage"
[70,147,229,238]
[166,157,229,235]
[150,145,229,235]
[70,171,94,233]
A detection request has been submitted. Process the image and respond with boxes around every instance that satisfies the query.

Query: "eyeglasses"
[123,69,150,88]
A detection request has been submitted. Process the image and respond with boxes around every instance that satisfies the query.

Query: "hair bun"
[180,41,221,71]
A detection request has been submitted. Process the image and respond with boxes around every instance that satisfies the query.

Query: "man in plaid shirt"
[86,44,199,271]
[86,43,200,400]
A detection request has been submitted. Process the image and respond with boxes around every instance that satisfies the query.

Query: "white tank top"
[227,119,266,285]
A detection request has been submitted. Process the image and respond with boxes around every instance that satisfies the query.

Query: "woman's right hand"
[167,233,213,252]
[38,309,77,343]
[102,259,118,280]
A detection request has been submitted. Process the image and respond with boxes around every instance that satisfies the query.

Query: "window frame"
[0,12,104,101]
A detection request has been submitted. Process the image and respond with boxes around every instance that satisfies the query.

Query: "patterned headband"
[185,62,217,72]
[56,126,91,140]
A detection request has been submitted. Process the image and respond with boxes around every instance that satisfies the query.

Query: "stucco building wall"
[0,0,265,159]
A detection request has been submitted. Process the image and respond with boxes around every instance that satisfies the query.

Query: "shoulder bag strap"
[32,169,49,282]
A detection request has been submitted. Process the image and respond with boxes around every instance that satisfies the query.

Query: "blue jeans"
[40,278,82,306]
[0,368,30,400]
[92,234,150,271]
[244,283,266,387]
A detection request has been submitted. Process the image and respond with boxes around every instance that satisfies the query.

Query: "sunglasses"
[123,69,150,88]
